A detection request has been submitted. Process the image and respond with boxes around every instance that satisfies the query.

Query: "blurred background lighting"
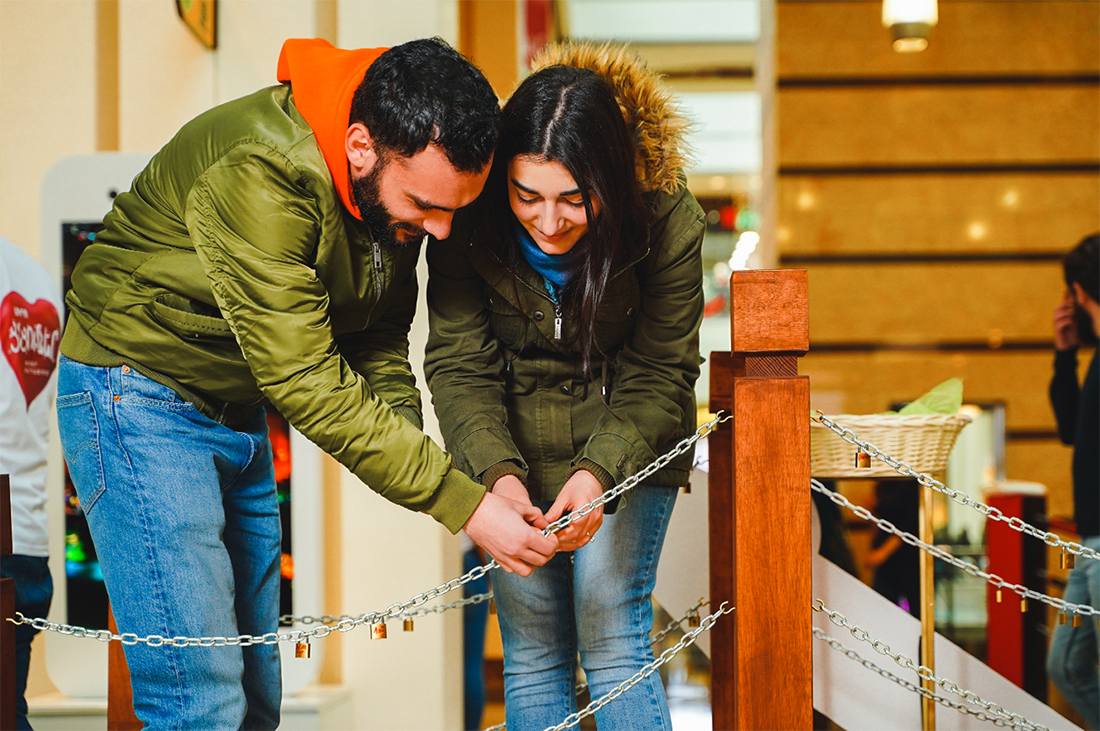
[882,0,938,52]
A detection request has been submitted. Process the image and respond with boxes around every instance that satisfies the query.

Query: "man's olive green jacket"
[61,84,485,532]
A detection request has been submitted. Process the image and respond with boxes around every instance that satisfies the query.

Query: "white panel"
[338,0,458,48]
[680,92,762,174]
[566,0,759,43]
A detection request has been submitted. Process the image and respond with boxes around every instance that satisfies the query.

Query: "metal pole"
[918,474,937,731]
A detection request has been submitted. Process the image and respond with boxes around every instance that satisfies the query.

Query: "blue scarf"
[514,220,581,302]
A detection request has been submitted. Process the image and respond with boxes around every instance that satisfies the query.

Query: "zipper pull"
[372,242,384,286]
[554,303,563,340]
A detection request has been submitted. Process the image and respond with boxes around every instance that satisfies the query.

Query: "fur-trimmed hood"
[528,41,692,195]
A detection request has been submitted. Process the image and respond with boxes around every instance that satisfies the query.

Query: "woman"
[425,42,704,730]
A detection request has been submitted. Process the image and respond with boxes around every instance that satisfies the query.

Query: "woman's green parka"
[424,44,706,505]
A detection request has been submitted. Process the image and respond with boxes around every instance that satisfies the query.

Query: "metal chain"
[9,413,730,647]
[484,598,716,731]
[812,599,1048,731]
[811,479,1098,618]
[812,626,1043,731]
[543,603,734,731]
[812,412,1100,562]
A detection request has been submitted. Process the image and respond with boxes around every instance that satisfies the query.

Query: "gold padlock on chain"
[371,622,388,640]
[856,450,871,469]
[295,638,311,659]
[403,618,415,632]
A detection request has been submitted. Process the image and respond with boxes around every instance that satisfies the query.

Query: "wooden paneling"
[778,173,1100,256]
[778,1,1100,79]
[805,261,1063,342]
[802,350,1066,429]
[458,0,519,97]
[779,85,1100,168]
[1005,440,1073,519]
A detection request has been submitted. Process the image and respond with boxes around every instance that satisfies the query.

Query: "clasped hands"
[463,470,605,577]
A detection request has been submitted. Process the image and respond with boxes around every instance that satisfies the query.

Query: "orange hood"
[276,38,387,220]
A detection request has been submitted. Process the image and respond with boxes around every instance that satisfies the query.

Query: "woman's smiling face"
[507,155,600,256]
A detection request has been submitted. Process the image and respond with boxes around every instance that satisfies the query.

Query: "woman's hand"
[492,474,534,507]
[545,470,605,551]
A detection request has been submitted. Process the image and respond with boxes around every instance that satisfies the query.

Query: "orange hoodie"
[276,39,387,220]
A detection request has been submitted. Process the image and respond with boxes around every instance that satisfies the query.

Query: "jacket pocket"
[486,293,527,350]
[150,294,234,341]
[56,392,107,515]
[594,289,640,350]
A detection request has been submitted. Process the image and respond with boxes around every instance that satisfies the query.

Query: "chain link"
[543,603,734,731]
[812,626,1044,731]
[811,479,1098,618]
[9,413,729,647]
[812,599,1048,731]
[812,412,1100,562]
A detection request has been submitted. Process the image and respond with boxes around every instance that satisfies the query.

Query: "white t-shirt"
[0,236,61,557]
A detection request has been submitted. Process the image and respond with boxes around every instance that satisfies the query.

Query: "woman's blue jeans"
[493,483,677,731]
[1047,535,1100,730]
[56,358,282,730]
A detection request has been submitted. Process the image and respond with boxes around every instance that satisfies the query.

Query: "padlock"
[403,618,415,632]
[1066,551,1076,569]
[295,638,311,659]
[688,609,700,628]
[1072,614,1081,628]
[856,451,871,469]
[1058,612,1069,625]
[371,622,388,640]
[995,588,1002,603]
[1020,598,1028,613]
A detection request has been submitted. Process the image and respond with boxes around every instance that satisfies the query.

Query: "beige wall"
[774,0,1099,540]
[0,2,464,728]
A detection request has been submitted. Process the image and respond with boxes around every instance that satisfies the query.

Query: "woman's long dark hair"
[487,65,649,382]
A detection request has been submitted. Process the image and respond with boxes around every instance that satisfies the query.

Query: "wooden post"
[709,270,812,731]
[2,474,17,731]
[107,604,142,730]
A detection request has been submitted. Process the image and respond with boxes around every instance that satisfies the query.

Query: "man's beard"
[351,159,426,249]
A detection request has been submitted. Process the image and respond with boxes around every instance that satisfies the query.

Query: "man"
[1046,233,1098,731]
[1,236,62,730]
[58,38,557,729]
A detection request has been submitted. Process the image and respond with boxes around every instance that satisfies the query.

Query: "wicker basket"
[810,413,972,478]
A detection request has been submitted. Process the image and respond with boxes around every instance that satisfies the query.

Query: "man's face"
[351,143,489,248]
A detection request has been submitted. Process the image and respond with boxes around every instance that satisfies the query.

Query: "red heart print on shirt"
[2,292,61,408]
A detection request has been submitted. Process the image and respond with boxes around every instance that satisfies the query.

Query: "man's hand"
[545,470,604,551]
[1055,289,1080,351]
[463,492,558,576]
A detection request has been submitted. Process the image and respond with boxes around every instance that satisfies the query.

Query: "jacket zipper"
[553,300,563,340]
[372,241,384,292]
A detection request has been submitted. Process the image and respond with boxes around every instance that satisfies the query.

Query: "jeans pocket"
[121,367,196,412]
[56,392,107,514]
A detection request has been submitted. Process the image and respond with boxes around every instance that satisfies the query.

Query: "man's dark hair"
[350,38,499,173]
[1064,233,1099,304]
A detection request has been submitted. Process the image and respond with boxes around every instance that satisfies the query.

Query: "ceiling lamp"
[882,0,938,53]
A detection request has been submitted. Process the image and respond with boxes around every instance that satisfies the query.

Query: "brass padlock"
[1058,612,1069,625]
[1071,614,1081,628]
[403,618,415,632]
[1066,551,1076,569]
[856,451,871,469]
[1020,598,1028,613]
[371,622,388,640]
[995,588,1002,603]
[688,609,701,628]
[295,638,311,659]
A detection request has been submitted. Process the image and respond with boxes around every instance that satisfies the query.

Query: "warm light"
[882,0,938,53]
[796,190,816,210]
[1001,189,1019,209]
[729,231,760,271]
[967,221,988,240]
[709,175,727,191]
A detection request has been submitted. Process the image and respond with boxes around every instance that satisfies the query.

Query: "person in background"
[1046,232,1099,731]
[425,42,704,731]
[0,236,62,730]
[57,38,556,729]
[864,479,921,618]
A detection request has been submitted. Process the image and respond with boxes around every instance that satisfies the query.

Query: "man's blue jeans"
[1048,535,1100,731]
[492,483,677,731]
[56,358,282,730]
